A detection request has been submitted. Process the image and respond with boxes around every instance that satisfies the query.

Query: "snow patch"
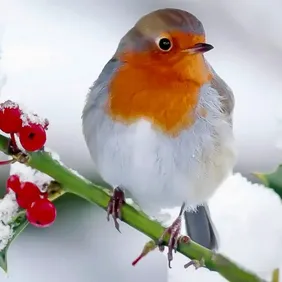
[68,168,90,183]
[44,147,91,183]
[44,147,61,162]
[10,162,53,192]
[0,100,48,128]
[163,173,282,282]
[0,191,19,251]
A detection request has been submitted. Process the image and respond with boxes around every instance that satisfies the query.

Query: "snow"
[0,191,19,251]
[68,168,91,183]
[0,224,13,251]
[20,111,48,128]
[17,101,48,127]
[0,100,18,109]
[165,173,282,282]
[10,162,53,192]
[44,147,61,162]
[44,147,91,183]
[0,99,48,127]
[125,198,143,212]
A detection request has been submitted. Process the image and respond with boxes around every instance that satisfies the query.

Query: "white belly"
[94,116,236,216]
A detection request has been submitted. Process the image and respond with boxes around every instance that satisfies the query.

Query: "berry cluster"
[0,99,57,228]
[7,174,56,227]
[0,100,48,152]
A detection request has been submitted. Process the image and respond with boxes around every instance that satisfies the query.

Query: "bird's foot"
[184,257,205,269]
[157,203,190,268]
[106,187,125,232]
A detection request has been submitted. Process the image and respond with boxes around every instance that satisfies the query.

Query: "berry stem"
[0,159,14,165]
[0,134,18,164]
[10,133,17,149]
[8,133,21,155]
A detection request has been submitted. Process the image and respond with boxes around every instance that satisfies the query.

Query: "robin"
[82,8,236,266]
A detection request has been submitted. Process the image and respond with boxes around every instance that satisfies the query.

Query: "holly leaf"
[0,213,29,273]
[253,165,282,199]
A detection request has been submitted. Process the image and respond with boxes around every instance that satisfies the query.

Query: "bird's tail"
[184,203,218,250]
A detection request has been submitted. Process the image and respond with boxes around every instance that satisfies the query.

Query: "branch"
[0,134,265,282]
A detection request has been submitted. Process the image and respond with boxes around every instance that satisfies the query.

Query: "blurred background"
[0,0,282,281]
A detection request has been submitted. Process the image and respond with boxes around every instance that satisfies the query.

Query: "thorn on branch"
[0,159,15,165]
[13,152,30,164]
[184,257,205,269]
[45,181,64,201]
[132,240,157,266]
[132,235,190,267]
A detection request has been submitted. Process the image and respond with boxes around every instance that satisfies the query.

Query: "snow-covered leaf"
[0,190,22,273]
[0,213,28,273]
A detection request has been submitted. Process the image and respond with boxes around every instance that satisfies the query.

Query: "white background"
[0,0,282,281]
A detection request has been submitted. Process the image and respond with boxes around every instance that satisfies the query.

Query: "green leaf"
[0,213,29,273]
[253,165,282,199]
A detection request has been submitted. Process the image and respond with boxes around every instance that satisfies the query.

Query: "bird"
[82,8,236,267]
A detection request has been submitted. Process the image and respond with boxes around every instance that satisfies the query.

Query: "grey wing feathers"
[184,204,219,250]
[82,58,120,117]
[209,65,235,122]
[82,58,120,163]
[184,64,234,250]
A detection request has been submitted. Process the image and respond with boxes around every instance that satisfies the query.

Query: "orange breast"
[106,56,212,137]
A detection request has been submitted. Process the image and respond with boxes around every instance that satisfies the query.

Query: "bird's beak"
[183,43,214,54]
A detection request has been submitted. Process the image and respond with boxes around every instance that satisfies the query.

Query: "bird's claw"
[184,257,205,269]
[107,187,125,232]
[166,235,190,268]
[156,204,190,268]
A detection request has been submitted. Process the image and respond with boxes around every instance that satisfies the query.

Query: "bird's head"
[114,8,213,84]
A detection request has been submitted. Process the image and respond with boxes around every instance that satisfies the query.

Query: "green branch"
[0,134,266,282]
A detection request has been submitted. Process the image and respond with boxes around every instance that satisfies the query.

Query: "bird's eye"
[157,37,173,52]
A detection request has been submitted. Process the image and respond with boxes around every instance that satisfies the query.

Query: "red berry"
[18,123,46,151]
[26,198,56,228]
[16,182,41,209]
[6,174,21,193]
[0,105,22,133]
[40,191,48,199]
